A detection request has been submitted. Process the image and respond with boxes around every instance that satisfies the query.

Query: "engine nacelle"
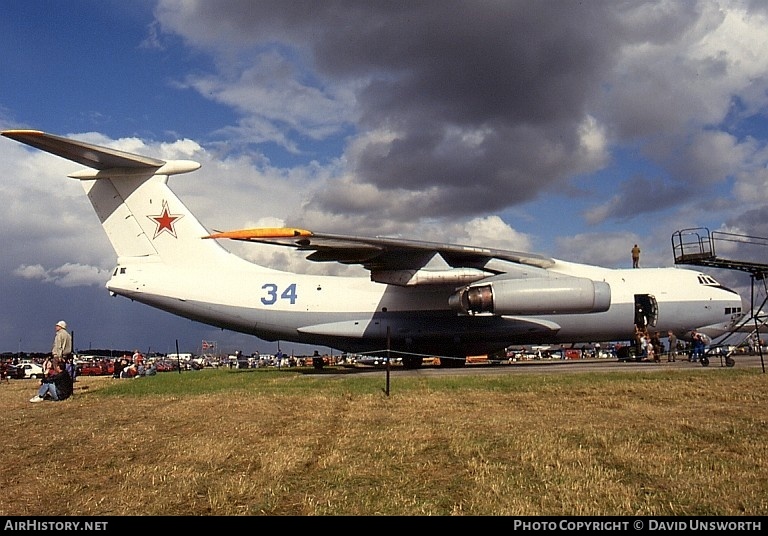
[449,276,611,315]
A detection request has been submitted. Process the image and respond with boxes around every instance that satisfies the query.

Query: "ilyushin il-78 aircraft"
[2,130,745,367]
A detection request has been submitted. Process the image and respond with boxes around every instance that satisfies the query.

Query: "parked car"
[5,364,26,379]
[78,362,105,376]
[154,360,177,372]
[17,362,45,379]
[354,355,402,367]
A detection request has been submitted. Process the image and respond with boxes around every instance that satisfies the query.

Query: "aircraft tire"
[401,356,423,369]
[616,346,636,362]
[439,357,466,368]
[700,356,709,367]
[726,357,736,368]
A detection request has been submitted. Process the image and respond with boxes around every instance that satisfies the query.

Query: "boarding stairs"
[671,228,768,372]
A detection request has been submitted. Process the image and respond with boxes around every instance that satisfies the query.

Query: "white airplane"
[2,129,745,367]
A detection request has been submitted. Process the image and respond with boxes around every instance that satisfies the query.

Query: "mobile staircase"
[671,227,768,372]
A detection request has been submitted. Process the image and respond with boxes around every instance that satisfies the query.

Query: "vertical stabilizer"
[1,130,231,265]
[77,170,229,265]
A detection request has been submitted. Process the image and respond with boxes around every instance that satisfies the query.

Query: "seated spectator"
[112,358,127,379]
[120,363,138,378]
[42,355,57,377]
[144,363,157,376]
[30,361,73,402]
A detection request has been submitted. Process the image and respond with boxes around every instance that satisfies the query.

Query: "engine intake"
[449,277,611,315]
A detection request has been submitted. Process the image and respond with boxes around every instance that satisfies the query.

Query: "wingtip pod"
[204,228,314,240]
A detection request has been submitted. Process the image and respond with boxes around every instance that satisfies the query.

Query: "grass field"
[1,364,766,516]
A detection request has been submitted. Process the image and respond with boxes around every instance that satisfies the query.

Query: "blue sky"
[1,1,767,356]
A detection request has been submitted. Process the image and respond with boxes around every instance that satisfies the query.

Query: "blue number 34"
[261,283,298,305]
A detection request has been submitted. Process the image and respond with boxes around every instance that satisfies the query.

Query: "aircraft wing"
[205,227,556,286]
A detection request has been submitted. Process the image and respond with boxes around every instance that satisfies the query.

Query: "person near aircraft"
[29,361,73,402]
[52,320,73,376]
[747,333,757,354]
[634,303,647,330]
[667,331,678,362]
[643,332,655,362]
[312,350,325,370]
[690,330,706,362]
[631,244,641,268]
[633,326,644,358]
[650,331,663,363]
[635,328,646,359]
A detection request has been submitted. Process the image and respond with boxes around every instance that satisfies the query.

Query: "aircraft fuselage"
[107,257,742,358]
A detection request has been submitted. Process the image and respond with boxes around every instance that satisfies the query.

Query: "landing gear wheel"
[726,357,735,368]
[439,357,466,368]
[401,356,423,370]
[700,356,709,367]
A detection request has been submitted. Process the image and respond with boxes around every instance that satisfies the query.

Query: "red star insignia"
[148,200,183,239]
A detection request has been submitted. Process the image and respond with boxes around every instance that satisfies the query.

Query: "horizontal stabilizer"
[2,130,166,170]
[2,129,220,262]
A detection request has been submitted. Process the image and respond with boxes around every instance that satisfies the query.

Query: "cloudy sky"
[1,0,767,356]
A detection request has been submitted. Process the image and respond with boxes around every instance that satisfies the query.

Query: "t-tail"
[2,130,231,266]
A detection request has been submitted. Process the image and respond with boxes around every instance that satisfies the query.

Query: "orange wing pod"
[204,227,313,240]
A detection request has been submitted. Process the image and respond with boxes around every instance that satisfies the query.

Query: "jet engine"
[449,276,611,315]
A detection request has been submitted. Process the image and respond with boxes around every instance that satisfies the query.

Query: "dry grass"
[1,366,766,516]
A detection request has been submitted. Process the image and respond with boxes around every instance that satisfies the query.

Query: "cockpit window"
[697,274,719,285]
[697,273,740,296]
